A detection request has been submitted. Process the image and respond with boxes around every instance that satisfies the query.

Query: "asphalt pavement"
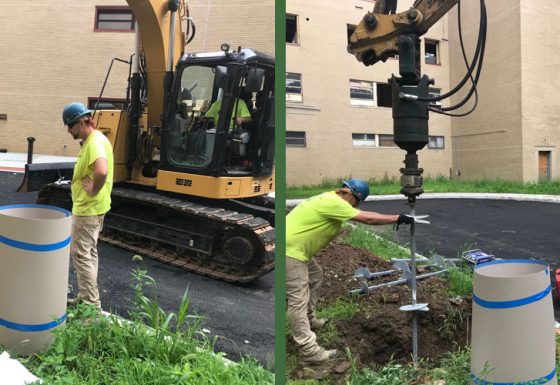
[361,198,560,268]
[0,171,274,365]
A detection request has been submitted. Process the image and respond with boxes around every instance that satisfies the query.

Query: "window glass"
[286,72,303,102]
[350,79,374,106]
[352,133,376,147]
[167,65,218,168]
[376,83,392,108]
[286,14,299,44]
[429,87,442,108]
[95,8,135,31]
[379,134,397,147]
[428,136,444,149]
[425,40,439,64]
[286,131,306,147]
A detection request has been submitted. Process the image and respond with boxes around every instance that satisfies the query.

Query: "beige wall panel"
[519,0,560,182]
[448,0,524,181]
[187,0,274,55]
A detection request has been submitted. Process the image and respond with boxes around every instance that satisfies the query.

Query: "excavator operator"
[203,97,252,128]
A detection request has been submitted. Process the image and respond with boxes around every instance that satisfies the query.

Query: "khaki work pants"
[70,214,105,308]
[286,256,324,356]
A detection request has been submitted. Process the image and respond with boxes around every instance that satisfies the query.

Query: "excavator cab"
[157,49,275,199]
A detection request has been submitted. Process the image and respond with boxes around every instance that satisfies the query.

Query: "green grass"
[446,266,473,297]
[12,266,273,385]
[340,223,410,260]
[287,176,560,199]
[288,342,560,385]
[314,299,360,346]
[316,298,359,321]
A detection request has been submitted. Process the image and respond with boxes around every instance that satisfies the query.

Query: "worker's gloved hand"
[394,214,414,230]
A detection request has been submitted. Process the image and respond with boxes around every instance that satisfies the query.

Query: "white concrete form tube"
[0,204,72,355]
[470,259,557,385]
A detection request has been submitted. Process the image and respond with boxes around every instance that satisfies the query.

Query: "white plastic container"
[0,204,72,355]
[470,259,557,385]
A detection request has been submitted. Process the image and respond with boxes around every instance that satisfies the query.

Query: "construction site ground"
[288,197,560,382]
[0,169,275,365]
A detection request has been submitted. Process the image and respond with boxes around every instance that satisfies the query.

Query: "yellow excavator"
[29,0,275,282]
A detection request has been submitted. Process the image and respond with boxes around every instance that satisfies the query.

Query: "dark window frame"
[286,14,299,45]
[95,6,136,32]
[286,72,303,102]
[428,136,445,149]
[379,134,397,147]
[349,79,375,106]
[352,133,376,148]
[376,83,392,108]
[425,39,440,65]
[87,97,127,110]
[286,131,306,147]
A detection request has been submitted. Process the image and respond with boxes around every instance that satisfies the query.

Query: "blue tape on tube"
[0,313,67,332]
[470,367,556,385]
[0,234,71,252]
[473,285,551,309]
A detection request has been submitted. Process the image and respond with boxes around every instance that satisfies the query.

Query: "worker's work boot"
[67,296,80,307]
[309,317,329,330]
[301,348,339,364]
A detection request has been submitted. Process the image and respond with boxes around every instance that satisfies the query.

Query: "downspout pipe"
[162,0,179,129]
[127,26,142,176]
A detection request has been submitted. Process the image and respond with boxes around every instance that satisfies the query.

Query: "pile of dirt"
[288,240,471,381]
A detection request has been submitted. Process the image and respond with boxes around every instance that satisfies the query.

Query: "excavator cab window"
[164,56,274,179]
[167,64,224,168]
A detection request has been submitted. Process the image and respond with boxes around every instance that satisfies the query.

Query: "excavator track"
[37,183,275,283]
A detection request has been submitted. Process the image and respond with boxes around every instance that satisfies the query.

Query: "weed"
[317,322,339,346]
[16,266,274,385]
[446,266,473,297]
[428,347,471,385]
[316,298,359,321]
[438,307,464,341]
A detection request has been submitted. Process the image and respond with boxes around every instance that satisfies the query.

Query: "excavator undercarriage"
[38,183,274,283]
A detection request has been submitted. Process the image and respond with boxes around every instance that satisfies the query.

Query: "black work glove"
[394,214,414,230]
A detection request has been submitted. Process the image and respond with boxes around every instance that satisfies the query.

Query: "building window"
[428,88,442,109]
[286,131,306,147]
[286,14,299,44]
[87,97,127,110]
[350,79,374,107]
[425,39,439,65]
[376,83,392,108]
[286,72,303,102]
[428,136,445,149]
[379,134,397,147]
[352,133,376,148]
[95,7,136,32]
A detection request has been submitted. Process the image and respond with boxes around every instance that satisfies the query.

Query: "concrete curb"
[287,192,560,208]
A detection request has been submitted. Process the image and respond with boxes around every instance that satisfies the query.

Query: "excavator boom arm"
[126,0,185,129]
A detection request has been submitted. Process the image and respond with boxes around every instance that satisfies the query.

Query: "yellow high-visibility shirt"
[286,191,359,262]
[71,130,114,216]
[204,98,251,128]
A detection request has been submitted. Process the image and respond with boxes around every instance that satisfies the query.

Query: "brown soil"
[287,239,471,382]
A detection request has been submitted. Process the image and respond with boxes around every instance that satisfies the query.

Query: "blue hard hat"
[342,179,370,201]
[62,102,92,126]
